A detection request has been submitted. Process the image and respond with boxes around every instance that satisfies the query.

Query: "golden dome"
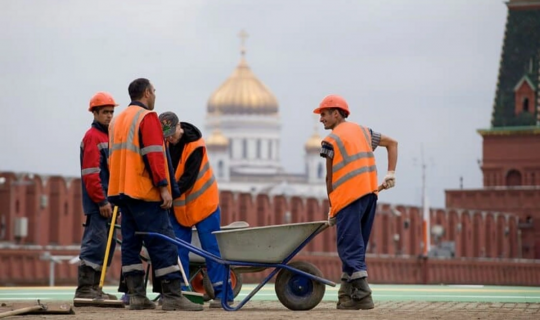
[207,54,279,115]
[305,131,322,153]
[206,129,229,148]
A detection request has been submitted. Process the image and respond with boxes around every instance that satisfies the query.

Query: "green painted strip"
[1,285,539,303]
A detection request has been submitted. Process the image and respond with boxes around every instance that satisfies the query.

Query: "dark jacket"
[168,122,203,196]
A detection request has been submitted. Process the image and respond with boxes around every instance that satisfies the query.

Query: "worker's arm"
[320,141,334,207]
[81,134,108,206]
[139,113,169,187]
[379,134,398,172]
[379,134,398,188]
[325,157,333,206]
[177,147,203,196]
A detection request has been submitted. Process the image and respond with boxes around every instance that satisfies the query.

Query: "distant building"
[445,0,540,259]
[203,32,327,199]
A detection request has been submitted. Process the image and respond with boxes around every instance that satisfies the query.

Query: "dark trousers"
[120,198,181,281]
[336,193,377,280]
[79,212,116,271]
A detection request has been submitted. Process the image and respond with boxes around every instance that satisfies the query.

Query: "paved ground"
[1,285,539,319]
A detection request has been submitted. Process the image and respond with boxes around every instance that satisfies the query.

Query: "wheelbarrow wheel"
[203,268,243,299]
[274,261,326,311]
[189,267,211,301]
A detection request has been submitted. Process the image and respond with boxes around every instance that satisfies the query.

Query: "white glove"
[383,171,396,189]
[328,207,336,227]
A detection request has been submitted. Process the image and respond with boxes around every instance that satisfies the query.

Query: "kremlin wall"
[1,171,539,287]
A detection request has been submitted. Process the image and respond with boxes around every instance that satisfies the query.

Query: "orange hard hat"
[313,94,350,116]
[89,92,118,112]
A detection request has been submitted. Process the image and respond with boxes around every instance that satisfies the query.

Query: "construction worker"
[158,111,234,308]
[107,78,202,312]
[314,94,398,310]
[75,92,119,301]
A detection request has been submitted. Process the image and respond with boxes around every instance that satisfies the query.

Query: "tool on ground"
[73,206,125,308]
[0,300,74,318]
[177,256,204,305]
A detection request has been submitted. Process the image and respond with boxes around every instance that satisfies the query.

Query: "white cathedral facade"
[203,42,327,199]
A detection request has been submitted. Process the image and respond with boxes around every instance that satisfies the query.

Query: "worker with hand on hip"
[315,94,398,310]
[75,92,119,301]
[108,78,202,312]
[159,111,234,309]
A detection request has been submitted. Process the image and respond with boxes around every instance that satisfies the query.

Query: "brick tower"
[446,0,540,259]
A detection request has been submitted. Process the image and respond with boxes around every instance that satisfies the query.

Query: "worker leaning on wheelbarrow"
[159,111,234,309]
[314,95,398,310]
[75,92,119,301]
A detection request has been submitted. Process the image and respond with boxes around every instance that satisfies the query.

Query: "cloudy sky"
[0,0,508,208]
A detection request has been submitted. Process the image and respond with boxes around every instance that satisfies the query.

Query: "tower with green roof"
[478,0,540,188]
[446,0,540,260]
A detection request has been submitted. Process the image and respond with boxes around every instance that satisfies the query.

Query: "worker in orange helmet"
[75,92,118,302]
[314,94,398,310]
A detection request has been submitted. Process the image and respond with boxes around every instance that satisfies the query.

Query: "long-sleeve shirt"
[131,101,169,188]
[80,121,109,214]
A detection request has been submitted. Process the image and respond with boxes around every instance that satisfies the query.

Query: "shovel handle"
[99,206,119,289]
[0,305,45,318]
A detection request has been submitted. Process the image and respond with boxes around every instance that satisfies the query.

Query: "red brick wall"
[2,249,539,287]
[446,188,540,259]
[481,134,540,187]
[1,171,536,287]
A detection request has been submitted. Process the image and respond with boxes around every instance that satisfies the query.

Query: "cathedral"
[203,33,327,199]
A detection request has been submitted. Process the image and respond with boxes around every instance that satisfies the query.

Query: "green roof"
[491,5,540,127]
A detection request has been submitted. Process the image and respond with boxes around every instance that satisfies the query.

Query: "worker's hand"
[99,202,113,218]
[327,208,336,227]
[160,186,172,209]
[382,171,396,189]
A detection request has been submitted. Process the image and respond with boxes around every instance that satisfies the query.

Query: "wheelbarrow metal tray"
[212,221,327,263]
[189,221,250,263]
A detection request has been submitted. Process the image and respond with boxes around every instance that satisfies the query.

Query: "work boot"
[209,297,235,309]
[336,280,352,309]
[94,270,118,300]
[125,274,156,310]
[339,277,375,310]
[160,278,203,311]
[74,265,99,299]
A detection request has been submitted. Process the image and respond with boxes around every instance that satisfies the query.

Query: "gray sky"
[0,0,507,208]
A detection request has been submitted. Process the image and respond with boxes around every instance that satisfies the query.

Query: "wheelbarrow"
[136,221,336,311]
[113,222,248,304]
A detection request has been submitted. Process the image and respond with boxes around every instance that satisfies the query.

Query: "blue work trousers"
[79,212,116,271]
[120,199,181,281]
[336,193,377,280]
[169,207,233,300]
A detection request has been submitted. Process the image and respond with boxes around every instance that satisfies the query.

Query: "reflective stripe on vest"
[108,105,171,201]
[173,162,216,206]
[324,122,378,217]
[172,139,219,227]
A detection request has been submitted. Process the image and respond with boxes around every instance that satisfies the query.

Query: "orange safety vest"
[107,105,171,202]
[324,122,378,217]
[172,139,219,227]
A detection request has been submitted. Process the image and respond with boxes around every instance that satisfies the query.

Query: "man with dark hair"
[108,78,202,312]
[128,78,153,102]
[75,92,119,303]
